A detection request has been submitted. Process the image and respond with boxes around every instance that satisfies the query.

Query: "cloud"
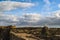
[0,1,35,12]
[0,14,19,22]
[0,12,60,27]
[45,10,60,26]
[54,13,60,18]
[0,13,41,26]
[58,4,60,8]
[50,10,60,18]
[0,13,20,26]
[22,13,41,22]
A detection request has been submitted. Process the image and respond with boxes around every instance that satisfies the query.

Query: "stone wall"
[0,25,16,40]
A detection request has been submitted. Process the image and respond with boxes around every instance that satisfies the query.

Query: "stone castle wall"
[0,25,16,40]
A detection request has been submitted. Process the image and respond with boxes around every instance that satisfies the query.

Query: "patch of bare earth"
[11,32,40,40]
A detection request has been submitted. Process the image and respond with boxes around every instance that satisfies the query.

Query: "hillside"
[0,25,60,40]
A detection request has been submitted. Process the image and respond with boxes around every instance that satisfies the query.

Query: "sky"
[0,0,60,28]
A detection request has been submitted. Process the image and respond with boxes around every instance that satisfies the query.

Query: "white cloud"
[58,4,60,8]
[0,14,19,22]
[51,10,60,18]
[22,13,41,22]
[55,13,60,18]
[0,1,35,12]
[0,12,60,27]
[0,13,41,26]
[0,13,20,26]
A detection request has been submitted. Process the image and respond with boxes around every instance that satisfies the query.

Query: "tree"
[41,26,49,38]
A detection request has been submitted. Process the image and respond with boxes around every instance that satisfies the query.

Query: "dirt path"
[11,32,39,40]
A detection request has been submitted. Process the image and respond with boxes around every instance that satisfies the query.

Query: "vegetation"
[0,25,60,40]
